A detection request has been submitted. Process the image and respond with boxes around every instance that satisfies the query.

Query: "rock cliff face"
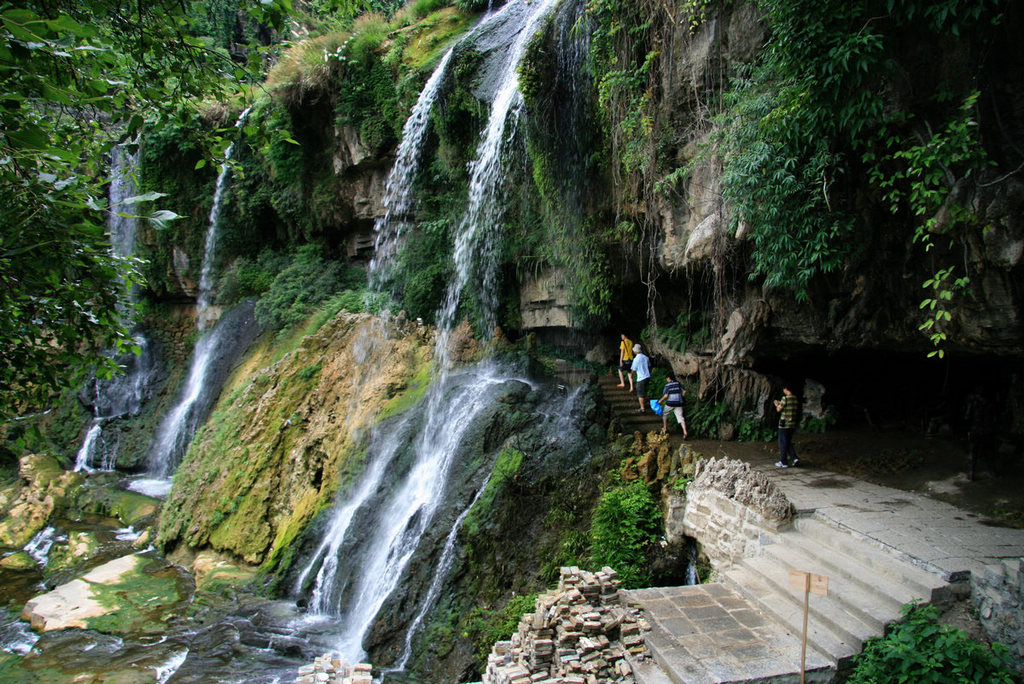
[156,312,435,568]
[190,2,1023,433]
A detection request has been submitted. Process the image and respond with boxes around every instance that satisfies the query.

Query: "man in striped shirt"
[773,383,800,468]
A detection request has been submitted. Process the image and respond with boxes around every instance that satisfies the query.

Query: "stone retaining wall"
[972,558,1024,672]
[667,457,792,569]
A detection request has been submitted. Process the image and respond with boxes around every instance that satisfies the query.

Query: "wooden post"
[789,569,829,684]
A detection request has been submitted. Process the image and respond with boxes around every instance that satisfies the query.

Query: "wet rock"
[0,551,35,570]
[44,531,100,576]
[0,455,83,548]
[21,553,191,634]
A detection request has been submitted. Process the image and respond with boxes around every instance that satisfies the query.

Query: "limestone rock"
[21,553,190,634]
[0,455,83,548]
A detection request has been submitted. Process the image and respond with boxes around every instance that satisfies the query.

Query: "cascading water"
[369,47,455,294]
[435,0,561,361]
[293,0,563,669]
[197,107,251,329]
[138,108,258,493]
[75,145,155,472]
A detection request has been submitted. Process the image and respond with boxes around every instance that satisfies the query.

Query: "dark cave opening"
[753,350,1024,438]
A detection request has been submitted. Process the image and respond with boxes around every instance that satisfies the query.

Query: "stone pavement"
[623,582,834,684]
[623,455,1024,684]
[747,460,1024,583]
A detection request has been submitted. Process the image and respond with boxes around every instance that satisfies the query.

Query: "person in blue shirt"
[658,373,688,438]
[630,343,650,413]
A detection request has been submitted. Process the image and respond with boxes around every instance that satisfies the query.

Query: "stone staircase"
[724,514,950,671]
[626,513,950,684]
[595,372,686,443]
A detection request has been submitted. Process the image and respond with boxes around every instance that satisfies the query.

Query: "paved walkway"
[623,451,1024,683]
[746,460,1024,582]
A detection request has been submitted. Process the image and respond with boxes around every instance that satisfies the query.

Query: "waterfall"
[197,107,251,330]
[293,0,563,668]
[436,0,561,364]
[369,47,455,294]
[142,300,261,488]
[390,478,490,672]
[75,146,155,472]
[312,363,534,665]
[139,108,257,488]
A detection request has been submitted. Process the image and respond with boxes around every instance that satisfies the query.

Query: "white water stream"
[75,146,154,472]
[294,0,563,668]
[141,108,253,486]
[435,0,561,363]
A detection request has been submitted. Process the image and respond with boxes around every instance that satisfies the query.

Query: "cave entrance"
[753,350,1024,437]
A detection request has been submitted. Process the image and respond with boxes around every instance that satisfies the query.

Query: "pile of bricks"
[482,566,649,684]
[295,654,372,684]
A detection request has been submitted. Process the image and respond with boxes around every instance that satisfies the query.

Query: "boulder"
[21,553,191,635]
[0,455,83,548]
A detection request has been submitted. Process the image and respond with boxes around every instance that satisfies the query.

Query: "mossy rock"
[70,480,161,527]
[44,532,101,577]
[0,551,35,571]
[21,553,191,635]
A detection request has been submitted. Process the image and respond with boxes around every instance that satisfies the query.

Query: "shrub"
[409,0,449,20]
[590,480,662,588]
[253,245,365,331]
[847,603,1016,684]
[465,593,537,671]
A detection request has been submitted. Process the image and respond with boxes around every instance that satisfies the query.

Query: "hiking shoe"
[791,458,799,467]
[775,461,788,468]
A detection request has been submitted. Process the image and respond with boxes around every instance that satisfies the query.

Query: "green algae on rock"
[21,553,191,635]
[156,312,435,573]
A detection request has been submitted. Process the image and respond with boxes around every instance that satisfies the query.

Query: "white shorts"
[666,405,685,425]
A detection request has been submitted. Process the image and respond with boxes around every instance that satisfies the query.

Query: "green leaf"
[146,209,180,229]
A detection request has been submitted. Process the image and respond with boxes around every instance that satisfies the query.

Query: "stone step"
[793,517,947,603]
[624,584,835,684]
[739,553,877,649]
[723,563,860,668]
[623,652,674,684]
[757,535,904,633]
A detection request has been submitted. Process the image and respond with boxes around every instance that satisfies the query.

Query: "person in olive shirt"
[774,383,800,468]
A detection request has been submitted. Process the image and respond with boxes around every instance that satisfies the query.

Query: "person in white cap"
[630,343,650,413]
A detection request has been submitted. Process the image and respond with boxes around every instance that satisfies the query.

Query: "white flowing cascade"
[369,47,455,291]
[197,107,251,329]
[435,0,561,366]
[327,364,526,664]
[74,146,153,472]
[295,0,561,667]
[143,107,252,485]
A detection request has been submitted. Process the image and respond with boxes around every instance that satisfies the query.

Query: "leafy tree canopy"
[0,0,290,420]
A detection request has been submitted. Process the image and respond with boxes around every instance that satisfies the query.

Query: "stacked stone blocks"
[295,655,372,684]
[482,566,649,684]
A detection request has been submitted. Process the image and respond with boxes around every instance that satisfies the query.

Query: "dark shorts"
[636,377,649,399]
[620,360,633,372]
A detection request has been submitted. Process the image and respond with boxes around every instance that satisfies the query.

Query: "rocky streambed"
[0,454,332,683]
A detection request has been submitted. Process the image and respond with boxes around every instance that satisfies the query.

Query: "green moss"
[72,483,161,527]
[84,556,191,636]
[462,449,524,538]
[379,352,433,420]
